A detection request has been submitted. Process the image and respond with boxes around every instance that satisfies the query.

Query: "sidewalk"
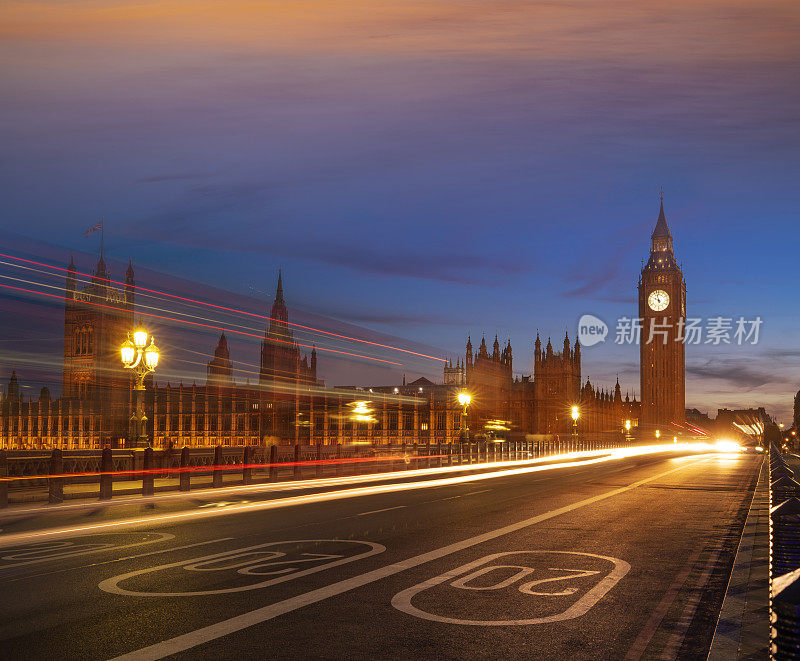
[707,456,769,660]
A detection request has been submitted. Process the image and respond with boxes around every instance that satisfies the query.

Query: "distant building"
[794,389,800,432]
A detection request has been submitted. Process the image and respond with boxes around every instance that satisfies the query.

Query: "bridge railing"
[767,444,800,659]
[0,437,631,507]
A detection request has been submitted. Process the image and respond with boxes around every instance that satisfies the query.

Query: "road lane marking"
[111,457,710,661]
[463,490,492,496]
[391,551,629,625]
[100,540,385,597]
[0,533,175,569]
[3,538,234,584]
[357,506,406,516]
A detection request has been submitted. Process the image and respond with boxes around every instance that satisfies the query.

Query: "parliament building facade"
[1,247,643,450]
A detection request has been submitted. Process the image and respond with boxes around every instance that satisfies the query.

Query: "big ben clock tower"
[639,194,686,431]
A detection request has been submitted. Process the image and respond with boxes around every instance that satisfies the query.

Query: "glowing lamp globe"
[457,392,471,406]
[571,406,579,421]
[133,327,148,348]
[144,339,160,368]
[120,338,135,366]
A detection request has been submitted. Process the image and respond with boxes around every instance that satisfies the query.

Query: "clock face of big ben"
[648,289,670,311]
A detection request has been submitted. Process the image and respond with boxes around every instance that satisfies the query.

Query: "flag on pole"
[84,220,103,237]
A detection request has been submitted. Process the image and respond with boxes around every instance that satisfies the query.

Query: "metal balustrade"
[0,437,630,507]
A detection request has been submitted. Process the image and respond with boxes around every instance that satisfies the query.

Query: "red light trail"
[0,252,445,362]
[0,282,403,366]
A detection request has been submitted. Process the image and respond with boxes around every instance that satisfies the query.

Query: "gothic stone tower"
[639,196,686,431]
[62,253,135,445]
[533,331,581,434]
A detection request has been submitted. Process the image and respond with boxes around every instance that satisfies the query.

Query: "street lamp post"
[571,405,579,452]
[624,419,631,444]
[121,323,159,448]
[655,429,661,441]
[457,391,471,443]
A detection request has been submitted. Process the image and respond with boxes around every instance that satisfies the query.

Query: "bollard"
[436,442,443,468]
[426,442,432,469]
[448,442,454,467]
[316,442,323,479]
[410,443,417,470]
[212,445,223,488]
[336,443,343,477]
[0,450,8,508]
[243,445,254,485]
[179,446,191,491]
[142,447,155,497]
[268,445,278,482]
[48,448,64,504]
[293,444,301,479]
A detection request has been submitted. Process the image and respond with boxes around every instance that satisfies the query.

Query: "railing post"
[410,442,417,470]
[316,442,323,478]
[426,441,432,469]
[179,446,191,491]
[336,443,343,476]
[243,445,253,485]
[293,444,301,480]
[212,445,223,488]
[437,442,443,468]
[268,445,278,482]
[0,450,8,508]
[48,448,63,504]
[142,447,155,497]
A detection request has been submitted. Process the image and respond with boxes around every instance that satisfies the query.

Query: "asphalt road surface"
[0,449,761,660]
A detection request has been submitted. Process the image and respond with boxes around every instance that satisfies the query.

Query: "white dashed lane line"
[356,506,407,517]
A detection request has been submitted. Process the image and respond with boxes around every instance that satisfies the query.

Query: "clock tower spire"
[638,194,686,432]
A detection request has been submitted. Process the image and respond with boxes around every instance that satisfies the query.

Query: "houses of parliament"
[0,200,687,450]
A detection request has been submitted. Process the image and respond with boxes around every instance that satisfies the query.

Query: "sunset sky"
[1,1,799,420]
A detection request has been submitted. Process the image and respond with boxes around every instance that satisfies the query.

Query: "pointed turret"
[650,193,674,254]
[479,335,489,359]
[546,336,553,358]
[275,268,284,305]
[563,329,570,358]
[207,332,234,387]
[94,249,108,282]
[268,269,289,335]
[7,370,20,401]
[65,255,77,300]
[125,258,135,307]
[492,334,500,361]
